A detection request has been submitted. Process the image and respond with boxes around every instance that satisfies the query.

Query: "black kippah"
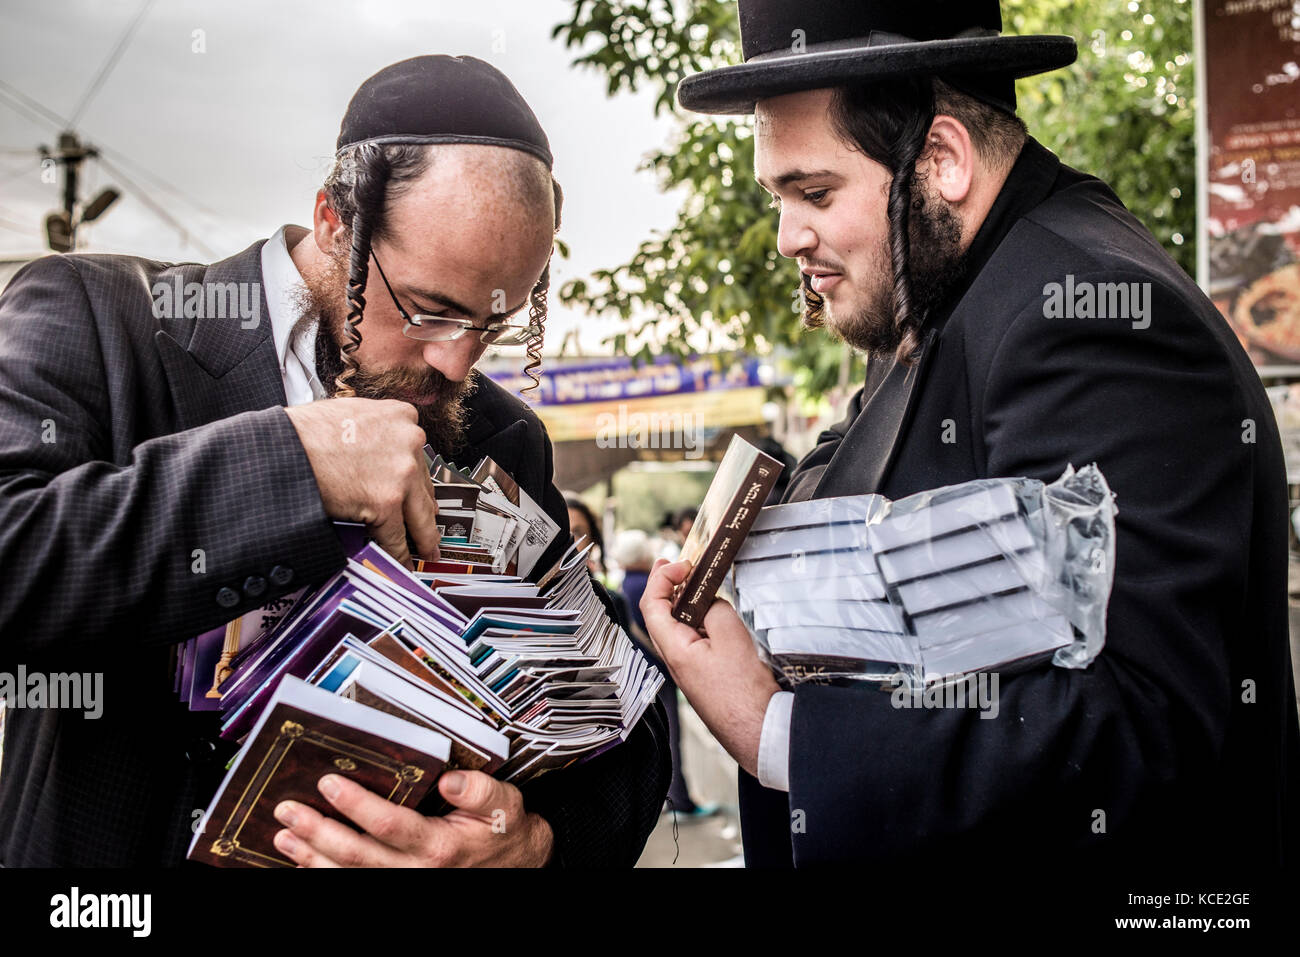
[336,55,552,169]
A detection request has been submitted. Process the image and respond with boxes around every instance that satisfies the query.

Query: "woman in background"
[564,494,632,634]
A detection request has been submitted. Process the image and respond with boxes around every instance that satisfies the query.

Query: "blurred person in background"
[616,529,715,818]
[565,494,632,633]
[674,506,698,541]
[652,510,682,562]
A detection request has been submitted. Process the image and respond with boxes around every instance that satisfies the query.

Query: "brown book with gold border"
[188,676,449,868]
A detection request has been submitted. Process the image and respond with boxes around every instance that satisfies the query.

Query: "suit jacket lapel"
[812,327,939,499]
[155,239,287,431]
[183,239,276,379]
[156,330,286,431]
[462,417,528,478]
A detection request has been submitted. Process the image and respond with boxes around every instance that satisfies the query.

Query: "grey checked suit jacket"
[0,239,669,867]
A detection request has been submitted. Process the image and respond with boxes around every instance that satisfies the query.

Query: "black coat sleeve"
[0,256,345,663]
[786,274,1268,865]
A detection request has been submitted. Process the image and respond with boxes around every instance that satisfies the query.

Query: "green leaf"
[554,0,1196,397]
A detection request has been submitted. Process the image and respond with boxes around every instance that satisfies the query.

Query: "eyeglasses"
[370,251,537,346]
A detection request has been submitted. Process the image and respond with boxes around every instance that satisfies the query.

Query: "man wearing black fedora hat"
[641,0,1298,869]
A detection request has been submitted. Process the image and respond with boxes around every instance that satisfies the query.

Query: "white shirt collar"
[261,224,327,406]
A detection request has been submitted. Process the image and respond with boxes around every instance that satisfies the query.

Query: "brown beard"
[293,252,476,457]
[803,172,968,358]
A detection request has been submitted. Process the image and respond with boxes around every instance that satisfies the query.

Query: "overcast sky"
[0,0,685,353]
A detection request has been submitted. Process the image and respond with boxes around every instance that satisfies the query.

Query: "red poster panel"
[1202,0,1300,364]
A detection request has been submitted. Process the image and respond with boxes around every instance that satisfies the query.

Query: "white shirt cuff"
[757,690,794,792]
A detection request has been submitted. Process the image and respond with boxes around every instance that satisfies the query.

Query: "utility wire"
[0,79,67,130]
[68,0,156,127]
[0,86,60,133]
[98,156,218,259]
[0,77,226,223]
[0,215,38,236]
[0,158,41,185]
[0,76,223,255]
[95,143,226,223]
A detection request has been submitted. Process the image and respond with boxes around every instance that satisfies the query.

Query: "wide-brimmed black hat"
[676,0,1077,115]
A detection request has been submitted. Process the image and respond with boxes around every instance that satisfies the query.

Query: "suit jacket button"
[243,575,267,598]
[215,586,240,609]
[185,737,216,763]
[269,565,294,587]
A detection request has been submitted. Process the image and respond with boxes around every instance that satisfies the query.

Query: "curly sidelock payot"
[334,146,393,398]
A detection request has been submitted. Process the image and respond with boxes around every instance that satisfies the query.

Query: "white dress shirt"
[758,690,794,791]
[260,224,327,406]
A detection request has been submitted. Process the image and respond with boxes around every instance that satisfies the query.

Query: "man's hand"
[271,769,554,867]
[284,397,440,567]
[640,558,780,777]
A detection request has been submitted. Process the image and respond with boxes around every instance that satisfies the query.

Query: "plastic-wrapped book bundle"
[732,464,1117,688]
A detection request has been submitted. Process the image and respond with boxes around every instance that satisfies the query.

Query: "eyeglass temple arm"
[369,252,411,322]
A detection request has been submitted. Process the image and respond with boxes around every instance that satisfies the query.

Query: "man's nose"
[421,335,483,383]
[776,209,816,260]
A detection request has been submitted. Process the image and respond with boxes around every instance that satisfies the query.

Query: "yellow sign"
[537,387,768,443]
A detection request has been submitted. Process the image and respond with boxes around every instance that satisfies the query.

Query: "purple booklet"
[334,520,370,556]
[186,593,307,712]
[186,626,230,712]
[219,575,351,705]
[353,543,463,621]
[219,601,380,741]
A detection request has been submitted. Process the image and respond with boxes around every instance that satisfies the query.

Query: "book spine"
[671,459,781,627]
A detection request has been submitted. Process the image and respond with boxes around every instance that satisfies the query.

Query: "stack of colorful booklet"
[180,455,661,868]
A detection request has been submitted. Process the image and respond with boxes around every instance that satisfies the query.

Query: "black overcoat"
[739,138,1300,870]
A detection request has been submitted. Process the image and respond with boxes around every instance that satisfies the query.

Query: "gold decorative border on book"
[207,718,424,867]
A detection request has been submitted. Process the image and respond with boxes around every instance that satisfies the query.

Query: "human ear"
[920,116,974,204]
[311,190,349,257]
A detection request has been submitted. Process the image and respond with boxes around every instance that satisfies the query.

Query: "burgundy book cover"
[345,685,497,775]
[189,698,445,868]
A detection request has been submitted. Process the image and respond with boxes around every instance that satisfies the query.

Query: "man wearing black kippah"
[0,56,670,867]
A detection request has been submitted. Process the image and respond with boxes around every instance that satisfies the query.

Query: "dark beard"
[904,174,970,326]
[293,256,476,458]
[804,172,969,358]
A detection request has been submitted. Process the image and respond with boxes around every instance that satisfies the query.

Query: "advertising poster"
[1201,0,1300,364]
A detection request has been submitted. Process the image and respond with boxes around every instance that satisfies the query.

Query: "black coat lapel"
[463,419,528,480]
[154,239,286,431]
[183,239,275,379]
[156,330,287,432]
[812,328,938,499]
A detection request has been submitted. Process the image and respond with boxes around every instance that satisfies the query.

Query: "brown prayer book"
[188,675,449,868]
[672,435,783,628]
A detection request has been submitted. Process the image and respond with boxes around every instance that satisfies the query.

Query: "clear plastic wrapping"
[733,464,1117,688]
